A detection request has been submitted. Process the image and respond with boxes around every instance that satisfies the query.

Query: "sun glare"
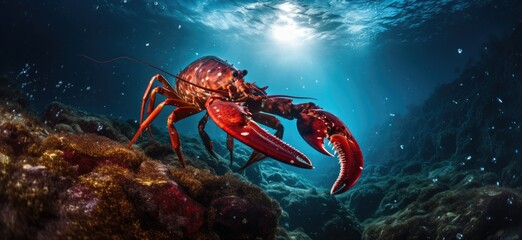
[271,20,308,44]
[270,3,313,47]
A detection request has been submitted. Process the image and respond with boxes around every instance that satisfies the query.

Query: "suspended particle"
[456,233,464,240]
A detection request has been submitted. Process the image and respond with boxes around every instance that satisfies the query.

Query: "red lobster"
[127,56,363,194]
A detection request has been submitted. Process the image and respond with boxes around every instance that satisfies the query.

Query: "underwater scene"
[2,0,522,239]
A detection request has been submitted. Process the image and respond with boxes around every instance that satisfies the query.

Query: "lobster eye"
[242,70,248,76]
[232,71,239,78]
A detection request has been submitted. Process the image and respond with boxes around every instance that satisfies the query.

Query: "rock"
[348,183,385,220]
[363,187,522,240]
[0,83,282,239]
[42,101,130,142]
[263,181,361,240]
[276,227,313,240]
[401,162,422,175]
[126,162,205,237]
[210,195,278,240]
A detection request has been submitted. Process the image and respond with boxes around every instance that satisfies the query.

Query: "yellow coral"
[42,134,145,170]
[66,165,145,239]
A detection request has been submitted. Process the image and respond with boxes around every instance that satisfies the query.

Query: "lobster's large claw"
[297,109,364,195]
[206,98,313,169]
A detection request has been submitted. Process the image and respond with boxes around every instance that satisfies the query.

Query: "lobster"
[96,55,363,195]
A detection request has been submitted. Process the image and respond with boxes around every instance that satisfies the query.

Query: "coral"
[40,134,144,175]
[126,160,205,238]
[41,165,147,239]
[0,81,283,240]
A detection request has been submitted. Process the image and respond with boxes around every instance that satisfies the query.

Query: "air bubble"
[457,48,463,54]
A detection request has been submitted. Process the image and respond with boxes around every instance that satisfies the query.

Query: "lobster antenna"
[266,94,317,100]
[77,54,228,95]
[249,83,315,100]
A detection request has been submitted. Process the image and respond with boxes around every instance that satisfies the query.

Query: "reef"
[340,22,522,239]
[0,77,282,239]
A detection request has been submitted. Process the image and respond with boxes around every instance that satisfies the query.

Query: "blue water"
[2,0,522,186]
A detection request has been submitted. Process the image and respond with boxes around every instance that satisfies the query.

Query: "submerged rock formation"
[0,77,282,239]
[342,22,522,240]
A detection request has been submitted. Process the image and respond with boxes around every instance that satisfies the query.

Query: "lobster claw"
[297,109,364,195]
[206,98,313,169]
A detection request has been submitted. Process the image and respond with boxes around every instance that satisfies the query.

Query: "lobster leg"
[140,74,177,125]
[226,134,234,166]
[147,86,179,117]
[144,86,179,141]
[166,107,202,167]
[198,113,218,159]
[130,92,200,167]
